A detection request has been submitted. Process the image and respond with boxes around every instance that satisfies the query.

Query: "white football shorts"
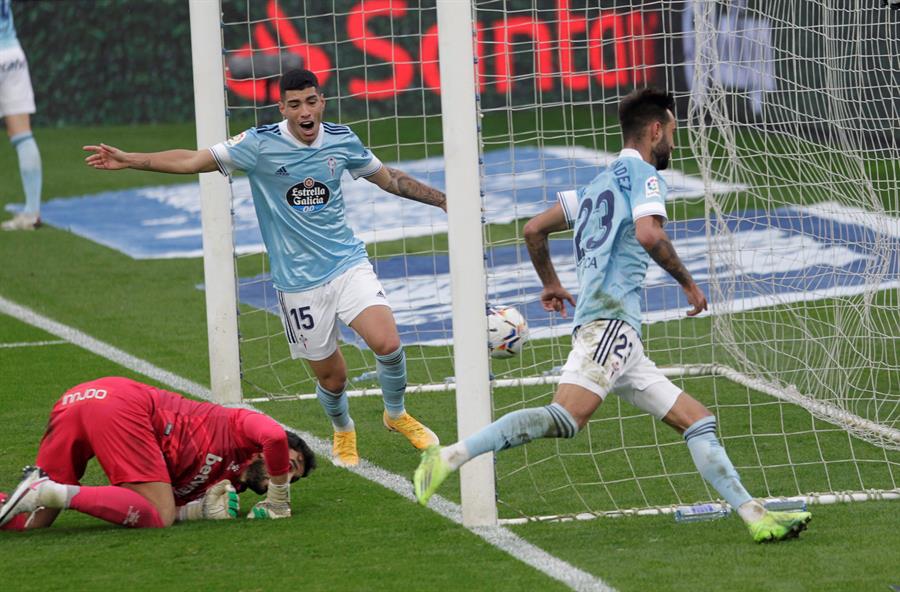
[276,262,391,361]
[559,318,682,420]
[0,44,35,117]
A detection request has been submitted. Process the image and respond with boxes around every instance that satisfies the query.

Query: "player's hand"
[247,479,291,519]
[683,283,708,317]
[202,480,239,520]
[247,500,291,519]
[540,285,577,318]
[83,143,131,170]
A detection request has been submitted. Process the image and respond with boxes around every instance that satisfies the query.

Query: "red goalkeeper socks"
[69,486,165,528]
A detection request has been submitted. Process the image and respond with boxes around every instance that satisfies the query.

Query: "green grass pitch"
[1,122,898,592]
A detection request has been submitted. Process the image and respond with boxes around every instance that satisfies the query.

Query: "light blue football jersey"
[211,120,382,292]
[0,0,17,50]
[558,148,668,338]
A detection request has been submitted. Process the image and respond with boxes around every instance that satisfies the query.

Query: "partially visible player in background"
[0,376,316,530]
[415,87,812,543]
[83,69,444,468]
[0,0,42,231]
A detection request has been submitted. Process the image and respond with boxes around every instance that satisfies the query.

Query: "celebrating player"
[0,0,42,231]
[83,69,443,467]
[0,376,316,530]
[414,88,812,543]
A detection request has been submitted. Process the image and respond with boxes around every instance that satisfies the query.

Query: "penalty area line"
[0,295,615,592]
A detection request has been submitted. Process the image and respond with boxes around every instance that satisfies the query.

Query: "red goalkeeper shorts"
[35,377,171,486]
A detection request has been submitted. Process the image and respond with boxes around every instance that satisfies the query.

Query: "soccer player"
[0,0,42,231]
[0,376,316,530]
[414,88,812,543]
[83,69,443,467]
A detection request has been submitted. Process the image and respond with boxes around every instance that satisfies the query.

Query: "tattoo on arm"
[526,234,561,288]
[646,235,693,287]
[384,166,447,209]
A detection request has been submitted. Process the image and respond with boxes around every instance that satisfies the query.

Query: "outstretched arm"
[365,165,447,212]
[524,203,577,317]
[83,143,218,174]
[635,215,707,316]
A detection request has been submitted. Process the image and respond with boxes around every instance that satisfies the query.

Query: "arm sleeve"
[557,190,580,229]
[240,413,290,477]
[209,129,260,176]
[630,167,669,224]
[345,131,383,179]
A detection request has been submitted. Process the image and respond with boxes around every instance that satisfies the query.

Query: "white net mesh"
[215,0,900,520]
[220,0,454,402]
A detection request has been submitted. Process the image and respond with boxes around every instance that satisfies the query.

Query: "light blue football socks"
[684,416,753,510]
[315,382,353,431]
[444,403,579,469]
[375,346,407,418]
[12,132,42,216]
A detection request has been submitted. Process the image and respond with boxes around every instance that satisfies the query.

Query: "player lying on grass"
[414,87,812,543]
[0,376,315,530]
[84,68,443,468]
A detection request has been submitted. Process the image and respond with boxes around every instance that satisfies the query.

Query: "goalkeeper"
[0,376,315,530]
[415,88,812,543]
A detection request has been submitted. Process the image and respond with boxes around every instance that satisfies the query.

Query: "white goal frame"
[188,0,497,525]
[192,0,900,527]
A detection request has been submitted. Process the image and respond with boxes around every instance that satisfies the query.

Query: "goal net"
[208,0,900,522]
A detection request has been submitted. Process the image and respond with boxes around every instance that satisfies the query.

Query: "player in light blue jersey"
[415,88,811,543]
[0,0,43,231]
[84,69,444,467]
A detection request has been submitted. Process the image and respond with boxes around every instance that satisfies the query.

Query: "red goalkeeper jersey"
[36,377,291,505]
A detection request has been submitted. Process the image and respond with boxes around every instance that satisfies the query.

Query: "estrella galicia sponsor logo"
[286,177,330,212]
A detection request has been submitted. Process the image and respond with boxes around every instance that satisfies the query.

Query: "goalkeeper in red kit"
[0,377,316,530]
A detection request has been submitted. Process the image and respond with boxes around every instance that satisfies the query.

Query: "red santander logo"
[226,0,660,102]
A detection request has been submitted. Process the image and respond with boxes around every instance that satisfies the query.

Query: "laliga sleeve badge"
[225,132,247,147]
[645,176,661,198]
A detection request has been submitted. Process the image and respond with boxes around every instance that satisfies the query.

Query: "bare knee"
[121,482,176,527]
[316,367,348,394]
[371,336,402,357]
[662,392,713,434]
[155,505,176,527]
[552,383,603,430]
[308,353,348,393]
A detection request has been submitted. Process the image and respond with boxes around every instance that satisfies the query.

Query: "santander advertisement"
[225,0,662,104]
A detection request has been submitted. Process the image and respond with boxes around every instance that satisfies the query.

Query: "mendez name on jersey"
[210,119,383,292]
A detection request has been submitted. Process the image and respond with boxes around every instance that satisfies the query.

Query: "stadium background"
[1,1,898,591]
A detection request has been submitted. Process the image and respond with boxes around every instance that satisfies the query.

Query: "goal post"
[194,0,900,524]
[189,0,241,404]
[436,0,497,527]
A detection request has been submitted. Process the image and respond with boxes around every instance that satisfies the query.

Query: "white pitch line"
[0,294,615,592]
[0,340,68,349]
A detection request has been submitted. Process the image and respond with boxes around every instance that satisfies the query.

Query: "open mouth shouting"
[297,119,317,140]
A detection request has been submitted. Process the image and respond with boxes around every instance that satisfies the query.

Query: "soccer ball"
[487,305,529,359]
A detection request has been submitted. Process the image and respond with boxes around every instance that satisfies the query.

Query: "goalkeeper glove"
[176,480,239,521]
[203,480,240,520]
[247,480,291,519]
